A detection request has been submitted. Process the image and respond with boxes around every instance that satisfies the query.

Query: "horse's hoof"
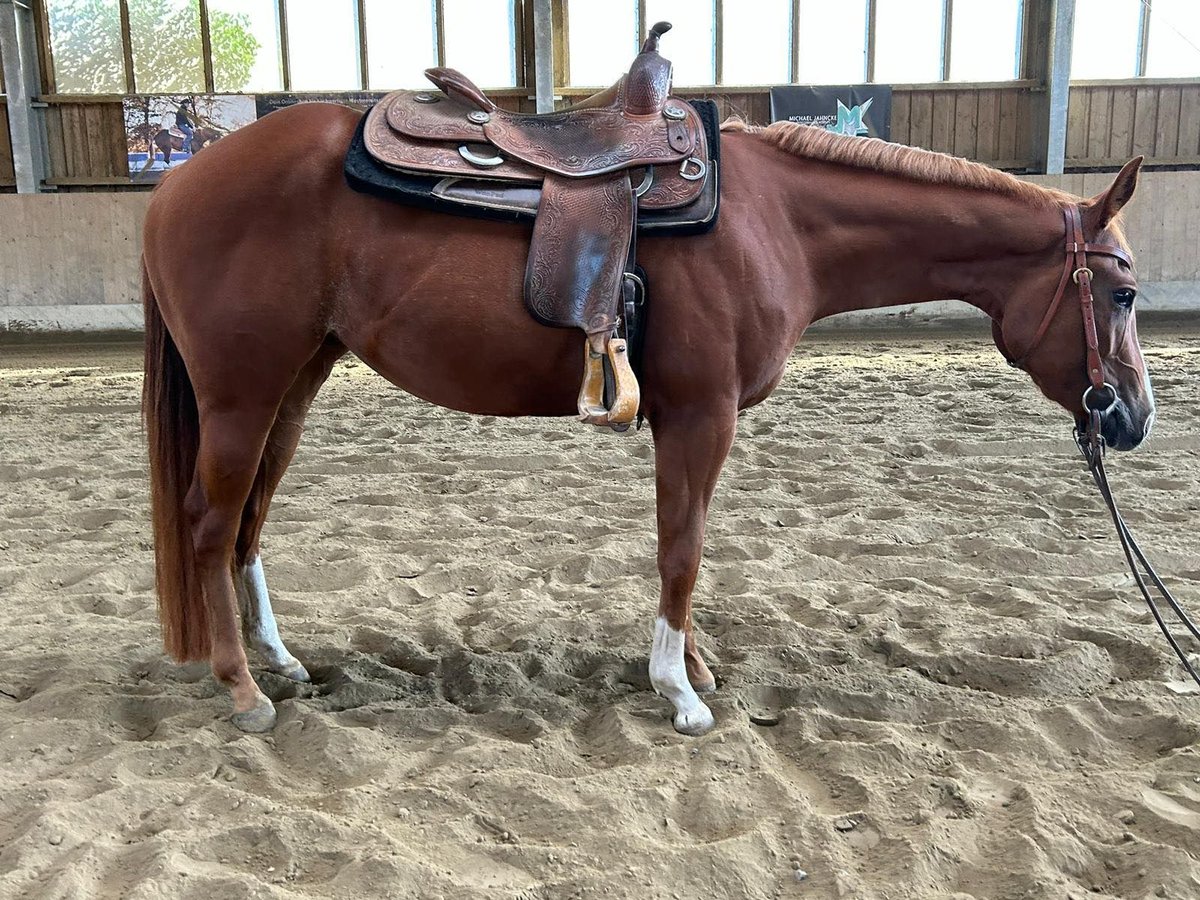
[230,696,277,733]
[673,702,715,736]
[692,679,717,694]
[277,661,310,683]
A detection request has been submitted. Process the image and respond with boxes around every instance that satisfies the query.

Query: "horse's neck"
[776,158,1062,322]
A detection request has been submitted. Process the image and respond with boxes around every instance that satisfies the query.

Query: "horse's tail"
[142,259,209,661]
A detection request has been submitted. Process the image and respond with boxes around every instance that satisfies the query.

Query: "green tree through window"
[48,0,260,93]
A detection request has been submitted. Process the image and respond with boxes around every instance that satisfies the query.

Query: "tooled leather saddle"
[347,22,719,429]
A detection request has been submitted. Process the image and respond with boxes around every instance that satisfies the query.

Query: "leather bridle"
[995,205,1199,689]
[994,205,1132,426]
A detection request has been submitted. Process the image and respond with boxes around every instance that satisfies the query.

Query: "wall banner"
[254,92,387,119]
[768,85,893,140]
[123,94,257,182]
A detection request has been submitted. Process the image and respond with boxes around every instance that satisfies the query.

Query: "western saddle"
[359,22,716,429]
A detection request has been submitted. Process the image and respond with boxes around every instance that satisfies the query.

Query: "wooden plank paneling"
[930,91,957,154]
[890,90,911,146]
[1085,88,1112,161]
[1154,86,1181,159]
[975,90,998,161]
[44,105,67,182]
[1066,83,1200,165]
[1014,89,1031,168]
[1066,87,1090,160]
[60,105,93,178]
[1024,171,1199,282]
[41,101,127,182]
[0,101,13,184]
[1131,85,1159,158]
[25,80,1199,187]
[908,91,934,149]
[1108,87,1136,159]
[998,88,1020,162]
[85,103,126,177]
[953,91,978,159]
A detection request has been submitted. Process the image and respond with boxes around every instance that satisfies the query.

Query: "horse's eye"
[1113,288,1136,309]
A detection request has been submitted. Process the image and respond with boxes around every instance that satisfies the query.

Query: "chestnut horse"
[141,103,1151,735]
[130,123,223,177]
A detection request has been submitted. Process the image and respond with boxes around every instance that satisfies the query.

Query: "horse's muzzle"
[1080,398,1151,451]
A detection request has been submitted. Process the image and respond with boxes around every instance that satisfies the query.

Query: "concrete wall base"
[1,303,144,333]
[4,282,1193,335]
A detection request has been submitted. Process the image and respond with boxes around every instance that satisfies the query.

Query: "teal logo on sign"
[825,98,874,137]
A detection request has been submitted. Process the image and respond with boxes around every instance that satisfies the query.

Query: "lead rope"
[1076,413,1200,688]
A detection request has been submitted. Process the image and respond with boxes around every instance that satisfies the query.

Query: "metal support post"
[532,0,554,113]
[1044,0,1075,175]
[0,0,47,192]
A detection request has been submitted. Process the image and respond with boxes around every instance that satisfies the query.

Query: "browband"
[1004,206,1130,372]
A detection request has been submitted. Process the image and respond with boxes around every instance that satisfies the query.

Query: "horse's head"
[993,158,1152,451]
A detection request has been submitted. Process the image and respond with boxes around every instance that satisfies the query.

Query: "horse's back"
[147,103,360,227]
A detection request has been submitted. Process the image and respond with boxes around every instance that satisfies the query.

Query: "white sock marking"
[649,617,714,735]
[240,555,304,675]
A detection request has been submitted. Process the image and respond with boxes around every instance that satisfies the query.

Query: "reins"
[1004,206,1200,690]
[1077,420,1200,688]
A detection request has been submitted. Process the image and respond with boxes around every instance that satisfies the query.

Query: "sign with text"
[255,92,387,119]
[769,85,892,140]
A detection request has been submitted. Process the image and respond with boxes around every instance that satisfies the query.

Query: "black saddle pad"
[344,99,721,237]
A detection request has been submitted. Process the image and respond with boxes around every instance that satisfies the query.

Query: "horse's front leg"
[649,406,736,735]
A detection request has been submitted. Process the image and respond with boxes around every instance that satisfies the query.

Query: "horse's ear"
[1085,156,1143,231]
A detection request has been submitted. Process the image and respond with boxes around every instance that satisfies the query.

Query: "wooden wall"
[674,84,1040,170]
[891,84,1037,169]
[1066,80,1200,168]
[43,100,129,186]
[0,99,13,187]
[686,81,1200,172]
[3,81,1197,190]
[1028,171,1200,284]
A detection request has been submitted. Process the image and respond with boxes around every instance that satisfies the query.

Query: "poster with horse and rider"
[123,94,257,182]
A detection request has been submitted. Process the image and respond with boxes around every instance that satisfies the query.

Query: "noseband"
[996,207,1200,688]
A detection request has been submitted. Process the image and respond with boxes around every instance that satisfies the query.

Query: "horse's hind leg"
[187,403,282,732]
[234,339,345,682]
[649,405,736,735]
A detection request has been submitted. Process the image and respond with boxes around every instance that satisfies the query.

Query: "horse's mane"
[722,119,1077,207]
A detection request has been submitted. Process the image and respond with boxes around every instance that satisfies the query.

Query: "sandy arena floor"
[1,325,1198,900]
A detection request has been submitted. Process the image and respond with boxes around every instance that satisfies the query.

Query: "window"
[285,0,361,90]
[208,0,282,92]
[796,0,867,84]
[443,0,517,88]
[567,0,637,87]
[1145,0,1200,77]
[128,0,206,92]
[949,0,1021,81]
[645,0,715,86]
[874,0,943,83]
[365,0,437,89]
[46,0,127,93]
[1072,0,1141,79]
[46,0,527,94]
[723,0,791,85]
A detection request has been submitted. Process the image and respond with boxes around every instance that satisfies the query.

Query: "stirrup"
[577,336,639,428]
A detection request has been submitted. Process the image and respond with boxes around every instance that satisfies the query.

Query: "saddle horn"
[643,21,672,53]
